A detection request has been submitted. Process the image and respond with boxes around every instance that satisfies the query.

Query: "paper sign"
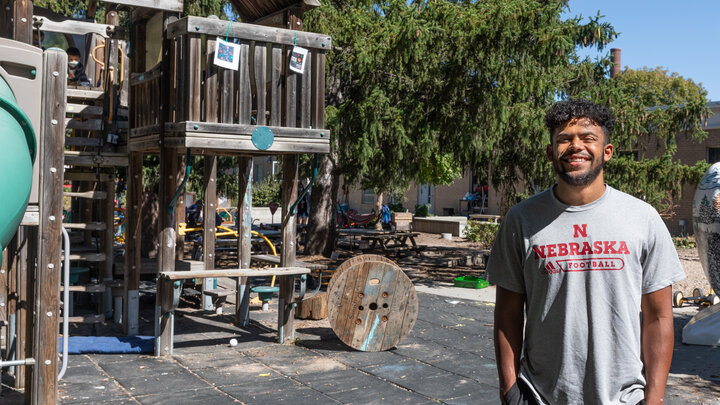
[289,46,308,74]
[214,38,240,71]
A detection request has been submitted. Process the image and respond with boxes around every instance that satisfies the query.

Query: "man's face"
[546,118,613,187]
[68,54,81,63]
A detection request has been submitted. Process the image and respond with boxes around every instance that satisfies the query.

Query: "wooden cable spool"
[327,255,418,352]
[327,253,395,295]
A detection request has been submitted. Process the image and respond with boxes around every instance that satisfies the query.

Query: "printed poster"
[214,38,240,71]
[289,46,308,74]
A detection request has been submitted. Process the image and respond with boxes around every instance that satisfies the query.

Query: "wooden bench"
[252,254,335,287]
[156,266,311,355]
[468,214,502,223]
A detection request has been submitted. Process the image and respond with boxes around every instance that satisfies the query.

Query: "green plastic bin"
[453,276,489,289]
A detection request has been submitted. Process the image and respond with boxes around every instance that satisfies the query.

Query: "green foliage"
[309,2,709,218]
[464,221,500,248]
[185,156,240,202]
[605,154,710,214]
[414,203,432,217]
[306,0,618,204]
[252,177,281,207]
[672,236,696,249]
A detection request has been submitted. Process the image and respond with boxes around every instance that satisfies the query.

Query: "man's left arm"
[641,285,674,404]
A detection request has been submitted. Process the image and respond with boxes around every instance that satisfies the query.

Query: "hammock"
[344,210,379,226]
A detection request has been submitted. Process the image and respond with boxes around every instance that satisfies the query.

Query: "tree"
[303,0,617,253]
[575,67,711,214]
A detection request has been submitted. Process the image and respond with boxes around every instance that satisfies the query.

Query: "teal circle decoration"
[252,126,274,150]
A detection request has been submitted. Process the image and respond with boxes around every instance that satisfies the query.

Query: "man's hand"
[641,286,674,404]
[494,286,526,401]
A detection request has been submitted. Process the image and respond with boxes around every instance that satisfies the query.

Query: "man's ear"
[546,144,553,162]
[604,143,614,163]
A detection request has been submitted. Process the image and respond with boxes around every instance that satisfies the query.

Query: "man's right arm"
[494,285,526,401]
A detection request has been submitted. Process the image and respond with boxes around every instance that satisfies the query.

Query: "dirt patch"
[298,233,712,295]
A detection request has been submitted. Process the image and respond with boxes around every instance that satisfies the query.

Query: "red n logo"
[573,224,587,238]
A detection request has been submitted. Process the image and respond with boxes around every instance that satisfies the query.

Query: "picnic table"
[336,228,422,253]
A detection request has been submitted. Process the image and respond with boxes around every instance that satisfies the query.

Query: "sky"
[565,0,720,101]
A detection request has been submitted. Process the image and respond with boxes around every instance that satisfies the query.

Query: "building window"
[361,189,375,205]
[708,148,720,164]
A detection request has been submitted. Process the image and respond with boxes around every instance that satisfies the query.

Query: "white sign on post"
[214,38,240,71]
[289,46,309,74]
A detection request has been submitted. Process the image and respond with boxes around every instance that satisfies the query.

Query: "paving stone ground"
[1,291,719,404]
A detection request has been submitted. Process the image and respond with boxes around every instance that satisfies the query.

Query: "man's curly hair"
[544,99,615,143]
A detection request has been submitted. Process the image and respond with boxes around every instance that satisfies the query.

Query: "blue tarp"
[59,336,154,354]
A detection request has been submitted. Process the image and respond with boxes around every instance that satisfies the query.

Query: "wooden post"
[236,157,252,326]
[20,225,35,390]
[0,0,32,43]
[125,14,146,336]
[154,12,179,357]
[101,179,115,319]
[279,155,298,343]
[123,151,142,335]
[202,155,217,311]
[202,38,219,312]
[29,48,66,405]
[155,147,177,356]
[175,153,186,261]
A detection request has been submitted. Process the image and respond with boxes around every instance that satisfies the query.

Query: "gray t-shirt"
[487,185,685,405]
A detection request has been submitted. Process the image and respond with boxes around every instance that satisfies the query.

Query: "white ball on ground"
[229,338,238,347]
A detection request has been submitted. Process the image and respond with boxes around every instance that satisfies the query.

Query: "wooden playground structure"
[0,0,331,402]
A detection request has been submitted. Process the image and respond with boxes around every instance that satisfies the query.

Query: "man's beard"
[552,154,604,187]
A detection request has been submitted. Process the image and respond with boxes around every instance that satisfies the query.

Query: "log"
[296,291,327,320]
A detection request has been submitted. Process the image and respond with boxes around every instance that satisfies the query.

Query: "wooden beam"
[161,267,309,280]
[33,16,117,38]
[202,155,217,311]
[19,226,35,389]
[30,48,66,405]
[237,41,251,124]
[101,179,115,319]
[167,122,329,138]
[164,135,330,154]
[253,42,267,125]
[123,151,142,335]
[14,0,33,43]
[155,146,177,356]
[311,51,325,129]
[103,0,183,13]
[235,157,252,326]
[166,16,332,50]
[279,154,298,343]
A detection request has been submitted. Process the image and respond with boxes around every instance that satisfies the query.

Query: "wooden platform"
[129,122,329,154]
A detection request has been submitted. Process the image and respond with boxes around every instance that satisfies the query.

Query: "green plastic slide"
[0,74,36,262]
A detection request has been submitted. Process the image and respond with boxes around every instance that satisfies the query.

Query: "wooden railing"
[129,63,162,132]
[166,16,331,132]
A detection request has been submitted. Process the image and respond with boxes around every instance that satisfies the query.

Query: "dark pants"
[502,381,540,405]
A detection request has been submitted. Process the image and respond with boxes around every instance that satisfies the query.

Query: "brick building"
[659,101,720,235]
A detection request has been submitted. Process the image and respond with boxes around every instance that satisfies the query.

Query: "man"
[486,99,684,405]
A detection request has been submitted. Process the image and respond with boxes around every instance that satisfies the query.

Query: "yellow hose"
[186,224,279,287]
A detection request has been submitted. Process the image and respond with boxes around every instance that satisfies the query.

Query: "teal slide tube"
[0,74,36,261]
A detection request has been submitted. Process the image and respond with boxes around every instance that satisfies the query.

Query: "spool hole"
[382,303,388,308]
[358,305,364,311]
[369,303,378,310]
